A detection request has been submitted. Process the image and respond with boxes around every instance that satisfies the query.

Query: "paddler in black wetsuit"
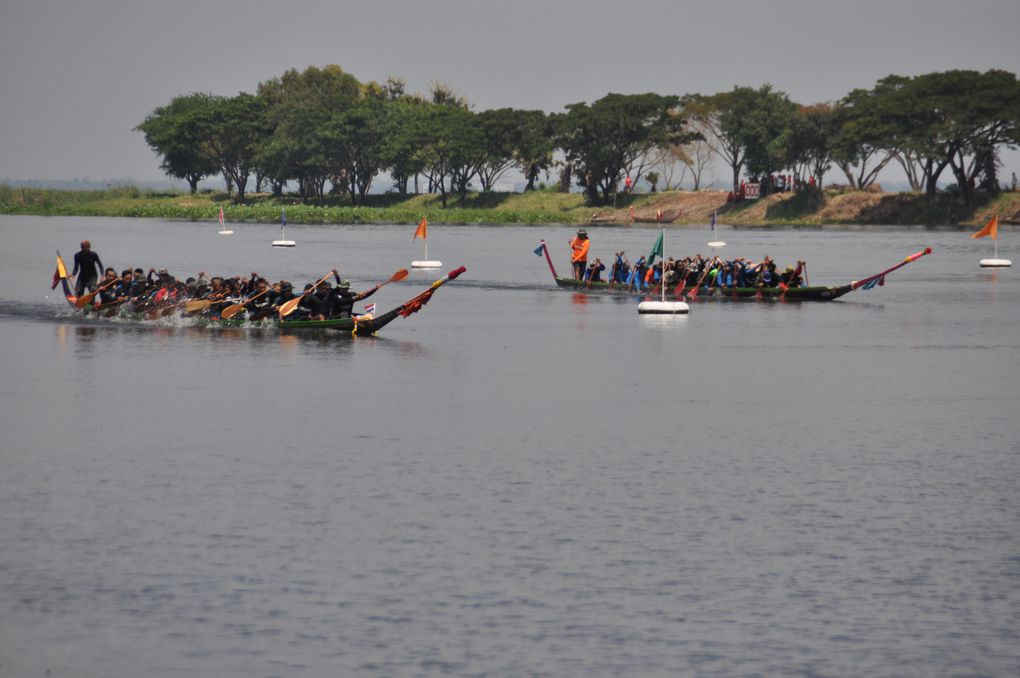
[329,277,382,319]
[306,280,333,321]
[128,268,147,298]
[96,268,122,305]
[71,240,104,297]
[245,277,276,319]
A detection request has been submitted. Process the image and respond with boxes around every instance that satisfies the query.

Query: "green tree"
[737,87,797,187]
[416,104,484,207]
[320,97,390,204]
[557,93,688,205]
[831,90,896,190]
[380,96,429,194]
[787,104,839,189]
[136,93,220,193]
[256,65,362,201]
[513,110,555,191]
[193,93,271,203]
[686,85,796,193]
[475,108,520,191]
[865,71,1020,198]
[644,171,660,192]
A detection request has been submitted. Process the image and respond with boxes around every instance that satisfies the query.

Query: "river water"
[0,215,1017,677]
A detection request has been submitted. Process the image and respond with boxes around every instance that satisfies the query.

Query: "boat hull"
[554,276,852,301]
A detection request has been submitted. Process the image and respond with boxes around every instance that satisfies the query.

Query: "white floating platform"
[412,260,442,269]
[980,258,1011,267]
[638,300,690,314]
[707,241,726,248]
[272,240,296,248]
[218,230,234,235]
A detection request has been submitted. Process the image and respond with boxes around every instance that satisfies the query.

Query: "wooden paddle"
[673,263,691,298]
[277,269,409,319]
[375,268,409,290]
[278,272,335,318]
[686,259,714,299]
[183,297,228,313]
[221,289,271,320]
[75,277,119,308]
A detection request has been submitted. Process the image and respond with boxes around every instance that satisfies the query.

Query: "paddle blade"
[74,291,96,308]
[392,268,409,282]
[183,299,214,313]
[278,296,302,317]
[220,303,245,319]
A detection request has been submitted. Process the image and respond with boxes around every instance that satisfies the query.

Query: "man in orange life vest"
[569,228,590,279]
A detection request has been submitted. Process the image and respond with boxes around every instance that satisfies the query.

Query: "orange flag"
[413,217,428,241]
[971,215,998,240]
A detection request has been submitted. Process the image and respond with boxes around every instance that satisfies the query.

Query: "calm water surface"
[0,215,1018,677]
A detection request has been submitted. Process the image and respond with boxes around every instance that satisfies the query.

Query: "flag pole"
[661,227,666,302]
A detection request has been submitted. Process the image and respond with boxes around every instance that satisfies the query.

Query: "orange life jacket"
[570,237,589,263]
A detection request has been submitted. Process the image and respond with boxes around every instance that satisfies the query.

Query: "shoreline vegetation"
[2,184,1018,227]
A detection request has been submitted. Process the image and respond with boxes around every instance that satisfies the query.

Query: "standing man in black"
[72,240,104,297]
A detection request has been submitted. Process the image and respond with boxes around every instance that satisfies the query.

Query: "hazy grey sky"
[1,0,1018,182]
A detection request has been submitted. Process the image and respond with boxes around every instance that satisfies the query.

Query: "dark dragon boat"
[52,254,465,334]
[535,240,931,301]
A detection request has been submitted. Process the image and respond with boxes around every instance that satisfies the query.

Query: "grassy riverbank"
[2,184,1018,227]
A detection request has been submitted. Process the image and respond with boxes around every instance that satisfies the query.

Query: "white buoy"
[707,211,724,247]
[272,209,294,246]
[638,299,690,314]
[411,217,440,269]
[218,229,234,236]
[980,258,1012,267]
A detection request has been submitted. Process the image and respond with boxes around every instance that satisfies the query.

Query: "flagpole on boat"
[638,227,689,315]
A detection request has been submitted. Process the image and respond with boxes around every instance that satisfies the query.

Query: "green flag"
[647,230,664,266]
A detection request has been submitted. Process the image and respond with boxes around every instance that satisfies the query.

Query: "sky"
[1,0,1018,185]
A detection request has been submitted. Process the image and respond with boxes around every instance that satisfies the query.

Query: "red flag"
[219,206,225,227]
[413,217,427,241]
[970,215,998,240]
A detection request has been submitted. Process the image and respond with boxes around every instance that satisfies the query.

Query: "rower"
[97,268,121,304]
[307,280,333,320]
[329,278,381,319]
[627,256,647,290]
[610,252,630,284]
[245,278,275,318]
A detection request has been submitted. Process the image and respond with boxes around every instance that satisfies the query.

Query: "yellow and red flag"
[413,217,428,241]
[971,215,998,240]
[51,253,68,289]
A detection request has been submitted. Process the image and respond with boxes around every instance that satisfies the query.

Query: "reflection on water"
[2,218,1018,677]
[52,320,429,361]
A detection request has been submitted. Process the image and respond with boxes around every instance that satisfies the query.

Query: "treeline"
[137,66,1020,207]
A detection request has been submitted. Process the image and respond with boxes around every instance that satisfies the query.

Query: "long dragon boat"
[52,254,465,334]
[535,240,931,301]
